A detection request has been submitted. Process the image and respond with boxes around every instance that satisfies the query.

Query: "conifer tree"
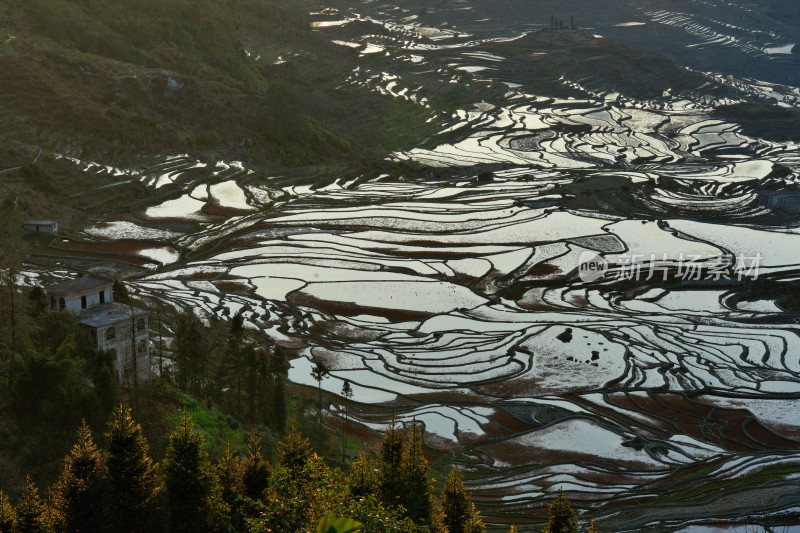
[379,417,405,508]
[467,511,487,533]
[163,414,225,533]
[341,380,353,463]
[270,376,287,433]
[242,428,271,501]
[310,357,330,422]
[217,444,243,508]
[227,311,245,417]
[243,345,265,426]
[348,452,379,499]
[440,467,484,533]
[173,310,206,395]
[216,444,243,528]
[0,227,24,387]
[15,476,46,533]
[267,346,289,434]
[52,421,107,533]
[105,403,161,533]
[278,424,314,473]
[542,489,578,533]
[254,428,338,532]
[0,491,16,533]
[399,422,436,527]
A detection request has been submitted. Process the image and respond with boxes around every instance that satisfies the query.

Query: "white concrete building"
[80,303,150,384]
[44,277,150,384]
[46,276,112,311]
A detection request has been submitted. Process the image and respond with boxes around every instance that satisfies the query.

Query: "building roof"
[23,219,58,225]
[79,302,148,328]
[45,276,113,295]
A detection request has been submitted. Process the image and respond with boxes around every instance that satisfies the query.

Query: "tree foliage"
[1,403,492,533]
[162,414,227,533]
[249,427,340,533]
[172,310,208,395]
[316,513,363,533]
[8,312,116,430]
[241,429,271,502]
[542,489,579,533]
[440,467,484,533]
[348,452,379,499]
[52,421,108,533]
[310,357,330,414]
[0,491,16,533]
[15,477,46,533]
[168,312,288,433]
[216,444,243,509]
[399,422,436,527]
[105,403,162,533]
[379,418,405,508]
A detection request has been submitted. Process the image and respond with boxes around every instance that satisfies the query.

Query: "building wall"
[91,315,150,384]
[48,286,113,311]
[111,333,150,384]
[23,222,58,234]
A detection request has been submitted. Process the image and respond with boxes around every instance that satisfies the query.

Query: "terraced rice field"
[36,1,800,530]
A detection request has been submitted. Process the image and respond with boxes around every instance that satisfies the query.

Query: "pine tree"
[241,428,271,501]
[267,347,289,434]
[399,422,436,527]
[163,414,225,533]
[217,444,243,508]
[15,476,46,533]
[105,403,161,533]
[243,346,264,426]
[226,311,245,418]
[310,357,330,421]
[270,377,287,434]
[379,417,405,508]
[216,444,243,528]
[254,428,337,532]
[348,452,379,498]
[0,491,16,533]
[173,309,209,396]
[277,424,314,473]
[440,467,484,533]
[467,511,487,533]
[542,489,578,533]
[0,240,23,387]
[52,421,107,533]
[340,380,353,463]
